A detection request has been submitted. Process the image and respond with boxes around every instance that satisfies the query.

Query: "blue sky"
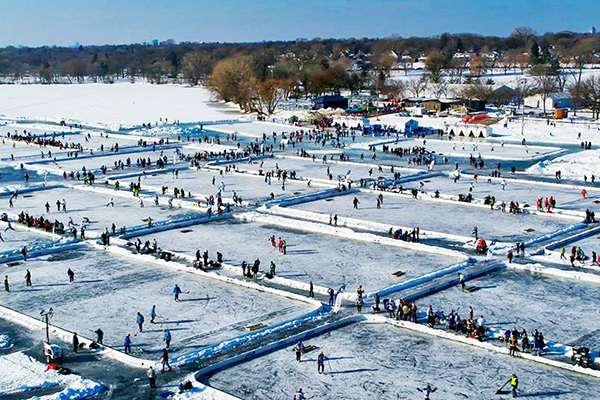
[0,0,597,47]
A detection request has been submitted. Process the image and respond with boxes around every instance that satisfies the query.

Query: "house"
[403,98,486,113]
[524,93,573,111]
[312,95,349,110]
[491,85,518,105]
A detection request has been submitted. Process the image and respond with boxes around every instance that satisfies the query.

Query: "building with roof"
[524,93,573,111]
[312,95,349,110]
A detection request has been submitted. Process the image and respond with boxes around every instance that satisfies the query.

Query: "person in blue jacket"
[136,312,145,332]
[163,328,172,348]
[173,284,182,302]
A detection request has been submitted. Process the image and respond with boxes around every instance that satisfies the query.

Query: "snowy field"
[133,219,463,292]
[0,82,241,129]
[527,149,600,183]
[291,191,573,243]
[0,351,104,398]
[0,249,307,358]
[204,322,599,400]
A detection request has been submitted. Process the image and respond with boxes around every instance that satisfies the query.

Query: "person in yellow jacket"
[506,374,518,397]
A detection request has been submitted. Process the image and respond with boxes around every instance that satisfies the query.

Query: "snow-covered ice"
[203,322,599,400]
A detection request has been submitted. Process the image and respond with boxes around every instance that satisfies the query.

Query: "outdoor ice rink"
[2,116,600,400]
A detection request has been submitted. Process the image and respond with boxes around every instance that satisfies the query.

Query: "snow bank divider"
[491,222,588,255]
[264,187,354,208]
[398,262,504,302]
[544,225,600,251]
[0,304,150,369]
[0,183,60,197]
[240,212,470,260]
[370,259,475,299]
[193,315,363,379]
[507,262,600,285]
[366,314,600,379]
[106,166,190,181]
[120,211,231,239]
[207,154,270,166]
[170,309,329,368]
[165,249,331,297]
[0,237,83,264]
[274,154,420,173]
[26,143,180,165]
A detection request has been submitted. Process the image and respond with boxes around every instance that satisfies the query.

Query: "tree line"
[1,28,599,116]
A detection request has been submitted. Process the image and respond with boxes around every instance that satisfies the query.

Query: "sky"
[0,0,598,47]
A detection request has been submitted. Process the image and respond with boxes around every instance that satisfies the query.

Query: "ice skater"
[136,312,145,332]
[161,347,172,372]
[163,328,172,348]
[25,269,32,286]
[293,340,305,361]
[172,284,182,301]
[417,384,437,399]
[316,350,328,374]
[150,305,157,323]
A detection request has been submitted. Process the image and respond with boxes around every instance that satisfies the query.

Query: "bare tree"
[430,79,449,99]
[573,76,600,119]
[406,74,429,97]
[531,67,558,114]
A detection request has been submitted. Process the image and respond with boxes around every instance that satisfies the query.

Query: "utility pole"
[40,308,53,343]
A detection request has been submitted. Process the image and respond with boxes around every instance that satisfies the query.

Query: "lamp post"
[40,308,53,343]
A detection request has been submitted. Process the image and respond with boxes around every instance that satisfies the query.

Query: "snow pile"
[168,387,239,400]
[130,125,200,138]
[0,351,105,398]
[0,335,12,350]
[527,150,600,181]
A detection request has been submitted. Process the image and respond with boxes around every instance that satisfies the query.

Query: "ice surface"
[291,191,573,243]
[134,219,464,293]
[0,249,307,359]
[204,322,599,400]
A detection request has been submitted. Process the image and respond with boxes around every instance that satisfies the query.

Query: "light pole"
[40,308,53,343]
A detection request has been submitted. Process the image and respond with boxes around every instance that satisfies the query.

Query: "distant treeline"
[1,28,599,115]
